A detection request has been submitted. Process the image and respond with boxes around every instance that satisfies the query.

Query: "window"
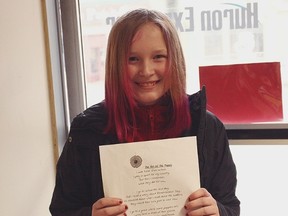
[73,0,288,138]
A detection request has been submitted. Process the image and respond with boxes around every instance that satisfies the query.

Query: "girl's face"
[127,22,168,105]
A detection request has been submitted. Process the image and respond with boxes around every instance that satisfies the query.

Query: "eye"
[153,54,167,61]
[128,56,139,63]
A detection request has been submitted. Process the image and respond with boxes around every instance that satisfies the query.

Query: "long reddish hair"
[105,9,191,142]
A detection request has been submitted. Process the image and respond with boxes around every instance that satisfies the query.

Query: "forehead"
[130,23,167,52]
[132,22,164,42]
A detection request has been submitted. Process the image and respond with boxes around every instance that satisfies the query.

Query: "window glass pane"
[78,0,288,127]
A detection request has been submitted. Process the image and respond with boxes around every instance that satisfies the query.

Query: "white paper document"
[99,136,200,216]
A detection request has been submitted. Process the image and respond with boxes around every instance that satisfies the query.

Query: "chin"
[136,96,162,106]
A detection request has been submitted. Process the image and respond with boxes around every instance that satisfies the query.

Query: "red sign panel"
[199,62,283,124]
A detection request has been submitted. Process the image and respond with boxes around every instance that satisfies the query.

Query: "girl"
[50,9,240,216]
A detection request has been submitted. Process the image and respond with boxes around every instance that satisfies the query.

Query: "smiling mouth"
[136,81,160,88]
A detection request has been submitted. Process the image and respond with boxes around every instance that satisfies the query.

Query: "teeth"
[138,81,157,87]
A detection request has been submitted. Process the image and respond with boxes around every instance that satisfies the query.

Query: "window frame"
[58,0,87,123]
[45,0,71,154]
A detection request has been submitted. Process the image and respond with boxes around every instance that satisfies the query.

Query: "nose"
[139,60,154,77]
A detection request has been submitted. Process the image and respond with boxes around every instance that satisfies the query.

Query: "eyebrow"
[153,49,167,53]
[129,49,167,55]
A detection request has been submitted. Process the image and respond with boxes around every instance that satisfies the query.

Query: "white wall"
[0,1,55,216]
[230,140,288,216]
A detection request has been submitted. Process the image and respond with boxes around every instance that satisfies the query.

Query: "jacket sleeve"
[201,112,240,216]
[49,129,94,216]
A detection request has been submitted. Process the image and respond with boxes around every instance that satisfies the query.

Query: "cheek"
[160,64,169,79]
[127,65,137,79]
[160,62,169,75]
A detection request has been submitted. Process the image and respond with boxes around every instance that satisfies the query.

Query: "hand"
[92,197,128,216]
[184,188,219,216]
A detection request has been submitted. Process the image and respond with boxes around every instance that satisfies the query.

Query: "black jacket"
[50,88,240,216]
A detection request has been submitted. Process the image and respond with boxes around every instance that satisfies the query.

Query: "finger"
[94,204,128,216]
[187,204,218,216]
[188,188,210,201]
[93,197,123,210]
[116,213,127,216]
[185,196,213,211]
